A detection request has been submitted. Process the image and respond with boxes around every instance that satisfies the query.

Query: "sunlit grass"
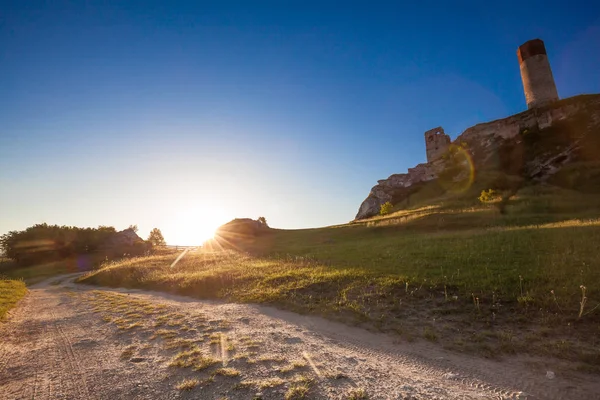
[169,348,219,371]
[213,367,240,377]
[0,280,27,320]
[78,196,600,364]
[175,378,199,391]
[279,360,307,373]
[0,261,71,285]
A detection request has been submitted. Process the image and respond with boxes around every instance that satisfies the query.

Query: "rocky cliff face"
[355,94,600,220]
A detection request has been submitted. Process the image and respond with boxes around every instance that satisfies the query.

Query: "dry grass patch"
[257,354,285,363]
[120,345,136,359]
[238,377,286,390]
[285,383,311,399]
[175,378,199,391]
[164,338,197,350]
[347,388,368,399]
[153,329,178,339]
[119,321,142,330]
[169,348,219,371]
[279,360,307,373]
[213,367,240,377]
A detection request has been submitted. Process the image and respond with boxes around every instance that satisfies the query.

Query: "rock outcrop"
[99,228,148,257]
[355,94,600,220]
[216,218,270,238]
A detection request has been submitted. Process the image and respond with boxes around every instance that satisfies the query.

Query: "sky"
[1,1,599,245]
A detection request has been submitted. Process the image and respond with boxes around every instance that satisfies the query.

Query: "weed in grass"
[324,370,347,380]
[217,320,232,330]
[213,367,241,377]
[169,348,219,371]
[472,293,481,313]
[232,352,256,363]
[240,337,262,349]
[347,388,368,400]
[256,377,286,389]
[119,322,142,330]
[257,354,285,363]
[164,338,196,350]
[550,290,562,313]
[291,375,313,385]
[279,360,307,373]
[519,275,524,297]
[423,327,438,342]
[154,329,178,339]
[579,285,588,319]
[176,378,199,391]
[120,346,136,359]
[285,376,313,400]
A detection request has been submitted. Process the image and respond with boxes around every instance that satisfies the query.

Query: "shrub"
[257,216,268,227]
[478,189,500,203]
[379,202,394,216]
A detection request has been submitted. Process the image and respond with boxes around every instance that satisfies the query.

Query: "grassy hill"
[79,185,600,369]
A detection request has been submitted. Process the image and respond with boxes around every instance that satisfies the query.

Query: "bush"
[478,189,500,203]
[257,216,268,227]
[379,202,394,216]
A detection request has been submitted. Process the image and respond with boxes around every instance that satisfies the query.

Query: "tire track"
[327,338,525,399]
[50,312,92,400]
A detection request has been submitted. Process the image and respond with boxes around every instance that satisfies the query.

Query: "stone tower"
[424,127,451,163]
[517,39,559,109]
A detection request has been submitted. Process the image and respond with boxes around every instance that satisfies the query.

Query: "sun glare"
[166,207,230,246]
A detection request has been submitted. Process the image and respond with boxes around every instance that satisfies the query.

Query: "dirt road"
[0,275,598,399]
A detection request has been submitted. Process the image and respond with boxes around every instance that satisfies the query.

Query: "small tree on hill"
[478,189,500,203]
[147,228,166,246]
[128,224,139,233]
[379,202,394,216]
[257,216,268,227]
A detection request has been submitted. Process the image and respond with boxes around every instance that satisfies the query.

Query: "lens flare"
[437,144,475,194]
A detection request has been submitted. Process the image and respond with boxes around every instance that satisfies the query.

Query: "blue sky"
[1,1,599,244]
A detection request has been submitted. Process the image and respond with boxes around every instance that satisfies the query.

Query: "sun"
[166,207,230,246]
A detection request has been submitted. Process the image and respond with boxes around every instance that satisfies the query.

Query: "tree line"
[1,223,166,267]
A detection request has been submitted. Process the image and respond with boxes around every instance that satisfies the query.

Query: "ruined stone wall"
[455,95,599,148]
[355,94,600,220]
[425,127,451,163]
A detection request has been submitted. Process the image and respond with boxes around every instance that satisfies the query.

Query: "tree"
[257,216,268,227]
[147,228,166,246]
[128,224,139,233]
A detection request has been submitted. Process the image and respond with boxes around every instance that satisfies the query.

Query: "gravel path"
[0,274,598,399]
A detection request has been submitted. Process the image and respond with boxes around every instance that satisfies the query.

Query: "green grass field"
[0,280,27,320]
[78,186,600,368]
[0,260,73,285]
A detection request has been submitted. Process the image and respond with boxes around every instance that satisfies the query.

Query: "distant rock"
[99,228,149,258]
[216,218,270,238]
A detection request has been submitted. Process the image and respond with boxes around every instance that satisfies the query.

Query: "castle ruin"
[518,39,559,109]
[424,127,451,163]
[424,38,560,163]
